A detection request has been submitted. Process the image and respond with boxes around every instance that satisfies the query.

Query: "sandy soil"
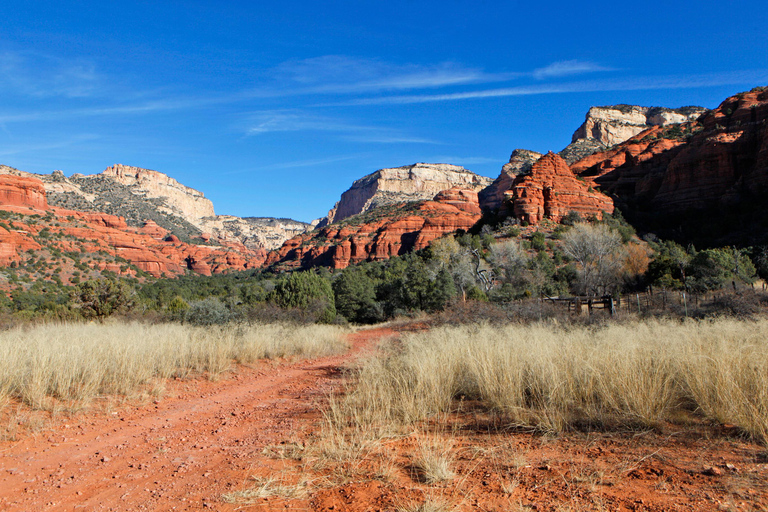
[1,325,767,511]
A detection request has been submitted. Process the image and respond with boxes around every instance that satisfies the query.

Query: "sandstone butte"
[571,87,768,214]
[0,174,266,277]
[267,187,483,270]
[503,152,614,224]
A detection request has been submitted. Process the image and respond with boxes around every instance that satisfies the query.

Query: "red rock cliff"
[267,189,482,270]
[0,175,48,210]
[505,152,614,224]
[571,87,768,215]
[0,174,265,275]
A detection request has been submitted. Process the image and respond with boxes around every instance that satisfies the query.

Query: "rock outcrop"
[101,164,215,223]
[572,105,708,147]
[479,149,543,211]
[508,152,614,224]
[0,164,310,250]
[268,189,483,270]
[570,86,768,244]
[199,216,311,251]
[0,175,49,210]
[558,138,608,165]
[318,163,492,226]
[0,174,266,276]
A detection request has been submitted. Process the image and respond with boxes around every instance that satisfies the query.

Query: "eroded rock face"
[199,216,311,251]
[102,164,215,222]
[568,87,768,244]
[572,105,708,147]
[0,174,266,275]
[268,189,483,270]
[318,163,492,226]
[479,149,543,211]
[507,152,614,224]
[0,164,310,251]
[571,88,768,214]
[0,175,48,210]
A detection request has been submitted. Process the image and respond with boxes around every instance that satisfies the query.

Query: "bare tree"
[561,223,622,297]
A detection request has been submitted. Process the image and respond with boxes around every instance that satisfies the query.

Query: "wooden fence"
[544,289,709,316]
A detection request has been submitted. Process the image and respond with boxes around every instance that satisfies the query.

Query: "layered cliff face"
[0,174,266,279]
[0,164,310,250]
[268,188,482,270]
[0,175,48,210]
[570,87,768,244]
[318,163,492,226]
[506,152,614,224]
[572,105,708,147]
[101,164,215,223]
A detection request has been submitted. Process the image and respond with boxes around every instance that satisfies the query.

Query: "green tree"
[687,247,756,292]
[645,240,691,290]
[73,278,134,320]
[270,271,336,323]
[333,266,381,323]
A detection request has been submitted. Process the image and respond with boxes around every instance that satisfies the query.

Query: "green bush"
[270,271,336,324]
[72,278,134,320]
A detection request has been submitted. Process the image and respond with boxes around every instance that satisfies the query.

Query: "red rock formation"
[267,189,483,270]
[0,175,48,210]
[0,226,42,266]
[571,87,768,215]
[139,220,168,239]
[432,188,482,214]
[505,152,614,224]
[80,212,128,230]
[0,175,266,277]
[479,149,543,211]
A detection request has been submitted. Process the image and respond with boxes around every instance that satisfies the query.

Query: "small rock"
[703,465,723,476]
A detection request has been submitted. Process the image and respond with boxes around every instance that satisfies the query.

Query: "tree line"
[2,212,764,324]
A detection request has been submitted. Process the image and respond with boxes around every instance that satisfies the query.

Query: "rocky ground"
[1,325,766,511]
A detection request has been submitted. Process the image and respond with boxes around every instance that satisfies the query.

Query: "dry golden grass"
[221,475,308,503]
[412,436,456,484]
[332,318,768,443]
[0,321,348,411]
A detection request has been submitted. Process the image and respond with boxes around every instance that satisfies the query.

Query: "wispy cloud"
[0,134,99,157]
[532,60,612,80]
[245,110,374,135]
[221,153,368,174]
[332,70,768,106]
[244,110,440,144]
[270,55,515,95]
[0,51,101,98]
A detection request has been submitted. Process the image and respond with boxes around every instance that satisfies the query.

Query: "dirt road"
[0,327,392,511]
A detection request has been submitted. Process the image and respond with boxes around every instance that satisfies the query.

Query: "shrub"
[270,271,336,324]
[185,298,232,326]
[72,278,134,320]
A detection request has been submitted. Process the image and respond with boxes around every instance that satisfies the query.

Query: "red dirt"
[1,325,767,511]
[0,327,390,511]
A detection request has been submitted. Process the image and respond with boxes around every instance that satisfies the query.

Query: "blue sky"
[2,1,767,222]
